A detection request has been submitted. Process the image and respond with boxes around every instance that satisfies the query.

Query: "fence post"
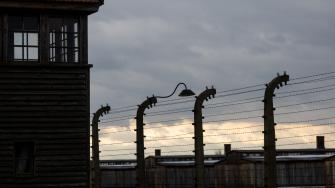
[135,97,157,188]
[263,72,289,188]
[91,105,110,188]
[193,87,216,188]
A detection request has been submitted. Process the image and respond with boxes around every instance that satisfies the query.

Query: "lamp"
[155,82,195,98]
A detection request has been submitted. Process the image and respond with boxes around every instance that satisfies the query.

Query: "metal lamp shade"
[178,89,196,97]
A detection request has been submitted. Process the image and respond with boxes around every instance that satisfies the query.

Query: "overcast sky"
[88,0,335,110]
[87,1,335,158]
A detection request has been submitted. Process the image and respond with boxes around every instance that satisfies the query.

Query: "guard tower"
[0,1,103,187]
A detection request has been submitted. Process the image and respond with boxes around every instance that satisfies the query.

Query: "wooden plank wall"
[0,64,90,188]
[214,163,256,188]
[101,168,136,188]
[253,161,326,187]
[150,166,195,188]
[100,166,217,188]
[150,166,219,188]
[324,158,335,188]
[99,160,333,188]
[276,162,326,186]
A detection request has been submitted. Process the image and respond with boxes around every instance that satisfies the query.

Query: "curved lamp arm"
[155,82,191,98]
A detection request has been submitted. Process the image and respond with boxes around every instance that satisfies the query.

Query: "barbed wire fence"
[91,71,335,187]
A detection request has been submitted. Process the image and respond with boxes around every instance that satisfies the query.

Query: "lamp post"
[193,87,216,188]
[135,82,195,188]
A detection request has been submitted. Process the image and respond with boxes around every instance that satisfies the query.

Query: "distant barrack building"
[0,0,103,187]
[99,137,335,188]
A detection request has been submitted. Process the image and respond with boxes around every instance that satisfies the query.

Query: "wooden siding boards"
[213,159,329,188]
[149,166,196,188]
[100,165,218,188]
[0,64,91,188]
[214,160,256,188]
[276,162,326,186]
[99,156,335,188]
[101,168,136,188]
[325,157,335,188]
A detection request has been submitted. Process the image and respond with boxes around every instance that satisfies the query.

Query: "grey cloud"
[88,0,335,111]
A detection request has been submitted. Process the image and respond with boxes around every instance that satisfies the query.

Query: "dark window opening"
[49,17,79,63]
[14,142,35,176]
[8,16,39,62]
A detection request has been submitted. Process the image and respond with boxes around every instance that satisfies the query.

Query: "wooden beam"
[0,14,3,63]
[0,1,102,13]
[2,14,7,64]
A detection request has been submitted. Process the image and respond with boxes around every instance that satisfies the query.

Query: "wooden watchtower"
[0,1,103,187]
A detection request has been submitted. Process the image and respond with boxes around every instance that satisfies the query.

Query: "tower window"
[14,142,35,176]
[8,16,39,62]
[49,17,79,63]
